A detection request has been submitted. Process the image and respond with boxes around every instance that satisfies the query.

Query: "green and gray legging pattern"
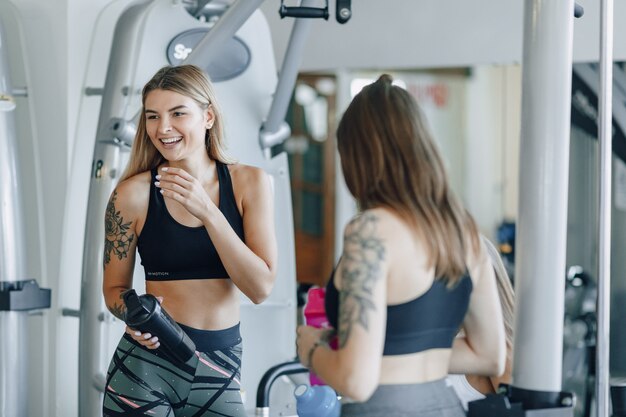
[102,322,247,417]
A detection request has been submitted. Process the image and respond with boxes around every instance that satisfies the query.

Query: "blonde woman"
[447,236,515,410]
[296,75,506,416]
[102,65,277,416]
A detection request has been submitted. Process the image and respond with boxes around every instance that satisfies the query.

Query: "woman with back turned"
[296,74,505,416]
[102,65,277,416]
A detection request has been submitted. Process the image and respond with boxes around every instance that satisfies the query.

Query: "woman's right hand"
[123,295,163,349]
[125,326,160,349]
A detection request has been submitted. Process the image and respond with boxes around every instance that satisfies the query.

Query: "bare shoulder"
[342,209,404,257]
[340,209,390,282]
[228,162,268,183]
[227,163,270,198]
[346,207,408,239]
[464,233,492,285]
[109,171,151,218]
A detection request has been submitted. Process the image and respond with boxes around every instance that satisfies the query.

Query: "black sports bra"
[137,161,244,281]
[325,267,472,355]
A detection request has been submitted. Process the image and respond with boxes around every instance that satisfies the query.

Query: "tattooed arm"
[296,210,389,401]
[102,176,146,322]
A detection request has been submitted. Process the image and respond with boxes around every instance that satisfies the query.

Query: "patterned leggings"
[102,323,246,417]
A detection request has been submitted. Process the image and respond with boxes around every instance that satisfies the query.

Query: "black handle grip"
[336,0,351,24]
[279,5,329,20]
[574,3,584,18]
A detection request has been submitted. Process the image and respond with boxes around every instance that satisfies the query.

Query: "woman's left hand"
[296,325,332,367]
[155,167,215,221]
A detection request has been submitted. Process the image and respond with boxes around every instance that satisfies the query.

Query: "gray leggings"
[341,379,466,417]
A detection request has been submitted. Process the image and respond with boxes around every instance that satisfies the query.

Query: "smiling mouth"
[160,137,182,145]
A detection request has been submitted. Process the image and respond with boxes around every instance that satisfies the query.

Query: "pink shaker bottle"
[303,287,331,385]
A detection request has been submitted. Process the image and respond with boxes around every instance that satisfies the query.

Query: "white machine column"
[468,2,576,415]
[513,0,573,395]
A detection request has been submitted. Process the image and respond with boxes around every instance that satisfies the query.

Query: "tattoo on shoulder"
[338,212,386,348]
[104,190,135,267]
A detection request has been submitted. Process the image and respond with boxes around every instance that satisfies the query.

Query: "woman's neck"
[164,155,216,183]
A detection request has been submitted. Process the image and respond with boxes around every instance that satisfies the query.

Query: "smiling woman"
[100,65,278,417]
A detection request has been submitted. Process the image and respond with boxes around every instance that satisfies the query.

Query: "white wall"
[262,0,524,71]
[465,65,522,240]
[261,0,626,72]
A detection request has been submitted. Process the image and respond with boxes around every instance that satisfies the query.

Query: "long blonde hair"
[337,74,479,284]
[482,236,515,351]
[120,65,233,182]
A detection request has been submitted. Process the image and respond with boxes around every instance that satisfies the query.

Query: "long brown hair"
[120,65,233,182]
[337,74,479,284]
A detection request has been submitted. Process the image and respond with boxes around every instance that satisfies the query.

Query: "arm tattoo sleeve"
[338,213,386,348]
[104,190,135,267]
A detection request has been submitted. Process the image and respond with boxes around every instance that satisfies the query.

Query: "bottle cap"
[294,385,308,398]
[123,290,155,326]
[304,287,326,315]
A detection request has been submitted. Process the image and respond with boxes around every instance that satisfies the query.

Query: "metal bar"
[183,0,265,67]
[255,360,308,410]
[596,0,614,415]
[78,1,151,414]
[11,87,27,97]
[84,87,104,96]
[259,0,318,150]
[61,308,80,317]
[512,0,574,393]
